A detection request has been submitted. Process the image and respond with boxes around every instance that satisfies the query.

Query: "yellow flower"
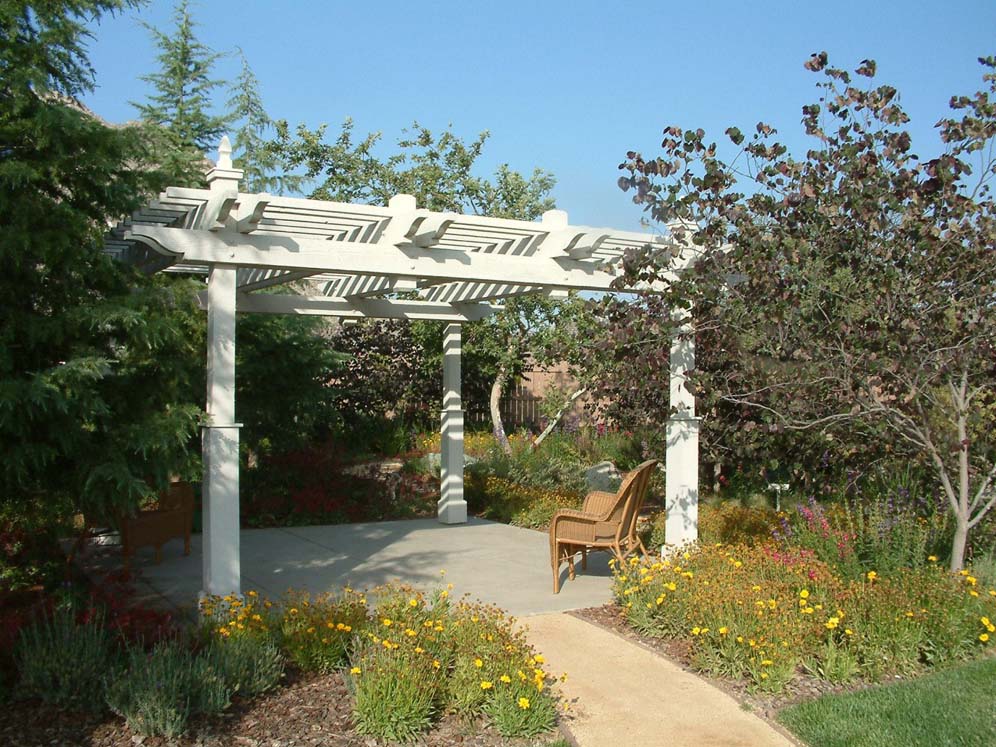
[691,627,701,636]
[474,658,483,668]
[433,660,441,669]
[534,655,545,664]
[500,674,512,683]
[247,590,258,597]
[518,697,531,710]
[350,667,361,675]
[799,589,810,599]
[980,633,990,643]
[845,629,854,636]
[382,618,392,627]
[719,627,728,635]
[825,617,840,630]
[982,617,991,627]
[289,608,298,615]
[480,681,493,690]
[866,571,878,581]
[409,598,419,607]
[928,555,938,562]
[761,659,773,666]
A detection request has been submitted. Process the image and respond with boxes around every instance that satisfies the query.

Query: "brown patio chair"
[549,459,658,593]
[120,481,194,567]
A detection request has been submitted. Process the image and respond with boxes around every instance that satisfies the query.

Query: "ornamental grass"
[614,544,996,693]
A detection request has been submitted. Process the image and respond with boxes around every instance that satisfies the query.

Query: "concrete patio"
[82,517,614,618]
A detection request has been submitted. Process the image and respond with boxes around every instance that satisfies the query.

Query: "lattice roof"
[107,138,695,321]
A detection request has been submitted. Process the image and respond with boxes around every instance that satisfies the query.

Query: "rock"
[425,452,479,474]
[585,461,622,492]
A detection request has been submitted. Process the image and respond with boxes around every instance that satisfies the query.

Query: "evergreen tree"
[0,0,204,524]
[133,0,229,185]
[226,50,301,194]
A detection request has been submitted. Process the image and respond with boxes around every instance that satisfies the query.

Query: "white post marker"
[438,323,468,524]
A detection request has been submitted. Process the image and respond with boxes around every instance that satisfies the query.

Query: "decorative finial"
[541,209,569,229]
[218,136,233,169]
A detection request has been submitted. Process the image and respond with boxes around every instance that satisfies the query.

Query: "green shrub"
[14,605,118,711]
[356,584,563,739]
[484,681,559,738]
[106,640,230,738]
[0,499,71,594]
[476,477,581,529]
[350,637,439,742]
[201,633,284,698]
[575,426,644,470]
[278,589,369,672]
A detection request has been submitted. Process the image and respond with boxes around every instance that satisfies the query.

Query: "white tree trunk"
[490,366,511,455]
[531,387,586,449]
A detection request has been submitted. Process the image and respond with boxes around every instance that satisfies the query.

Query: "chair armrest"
[582,490,618,517]
[550,508,598,544]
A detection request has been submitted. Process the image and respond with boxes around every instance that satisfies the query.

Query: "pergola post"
[438,323,468,524]
[665,313,700,548]
[201,138,243,597]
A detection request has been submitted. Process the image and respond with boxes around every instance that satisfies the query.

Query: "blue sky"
[82,0,996,232]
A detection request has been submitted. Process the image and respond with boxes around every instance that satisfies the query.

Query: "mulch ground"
[571,603,866,724]
[0,668,563,747]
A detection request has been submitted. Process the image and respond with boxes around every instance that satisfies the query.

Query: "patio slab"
[80,517,614,618]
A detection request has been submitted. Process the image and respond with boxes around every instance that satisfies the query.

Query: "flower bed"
[201,583,563,741]
[6,581,564,743]
[613,544,995,692]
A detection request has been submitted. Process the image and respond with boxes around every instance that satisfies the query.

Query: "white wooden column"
[202,264,241,597]
[438,323,468,524]
[202,137,243,597]
[665,313,700,548]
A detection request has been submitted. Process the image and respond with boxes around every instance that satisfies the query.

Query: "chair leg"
[567,552,576,580]
[580,547,588,570]
[551,538,561,594]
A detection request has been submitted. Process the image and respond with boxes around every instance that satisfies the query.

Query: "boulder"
[585,461,622,493]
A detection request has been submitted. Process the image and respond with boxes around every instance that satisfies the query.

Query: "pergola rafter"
[109,137,704,598]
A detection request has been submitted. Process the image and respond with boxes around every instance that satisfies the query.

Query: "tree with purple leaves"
[614,53,996,571]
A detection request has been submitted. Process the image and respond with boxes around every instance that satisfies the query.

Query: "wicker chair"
[120,481,194,567]
[549,459,658,593]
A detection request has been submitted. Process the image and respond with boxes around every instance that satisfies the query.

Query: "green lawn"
[778,657,996,747]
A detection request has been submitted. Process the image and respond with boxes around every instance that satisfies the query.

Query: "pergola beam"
[223,293,498,321]
[125,226,624,292]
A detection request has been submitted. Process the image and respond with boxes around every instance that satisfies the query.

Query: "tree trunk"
[490,366,511,455]
[950,513,969,572]
[531,387,586,449]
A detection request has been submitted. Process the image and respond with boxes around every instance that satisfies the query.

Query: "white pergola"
[109,138,703,597]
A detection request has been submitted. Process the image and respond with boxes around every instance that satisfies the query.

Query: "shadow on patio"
[81,517,615,618]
